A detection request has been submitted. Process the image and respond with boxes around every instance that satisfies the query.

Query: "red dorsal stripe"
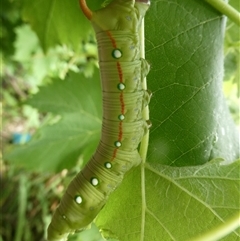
[105,31,125,162]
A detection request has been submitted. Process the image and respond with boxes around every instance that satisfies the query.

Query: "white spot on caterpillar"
[91,177,99,186]
[75,195,83,204]
[118,114,125,121]
[104,162,112,169]
[221,127,225,136]
[112,49,122,59]
[114,141,122,147]
[117,83,125,90]
[62,215,67,219]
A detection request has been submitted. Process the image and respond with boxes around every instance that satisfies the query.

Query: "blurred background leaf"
[5,71,102,172]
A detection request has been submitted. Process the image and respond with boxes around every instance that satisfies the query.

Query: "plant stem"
[139,18,150,162]
[187,212,240,241]
[139,17,148,241]
[205,0,240,26]
[14,175,28,241]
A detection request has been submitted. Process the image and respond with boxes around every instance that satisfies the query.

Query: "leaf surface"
[145,0,239,166]
[21,0,91,50]
[97,159,240,241]
[5,71,102,171]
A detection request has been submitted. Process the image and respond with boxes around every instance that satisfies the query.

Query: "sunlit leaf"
[97,159,240,241]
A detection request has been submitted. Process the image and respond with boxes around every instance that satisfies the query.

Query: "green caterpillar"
[47,0,150,240]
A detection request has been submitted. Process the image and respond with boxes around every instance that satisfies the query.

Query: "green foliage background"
[1,0,240,241]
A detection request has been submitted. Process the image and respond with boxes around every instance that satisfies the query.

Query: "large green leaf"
[145,0,239,166]
[96,159,240,241]
[5,71,102,171]
[21,0,106,50]
[21,0,91,50]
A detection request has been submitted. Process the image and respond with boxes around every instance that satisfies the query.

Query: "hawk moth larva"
[47,0,151,240]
